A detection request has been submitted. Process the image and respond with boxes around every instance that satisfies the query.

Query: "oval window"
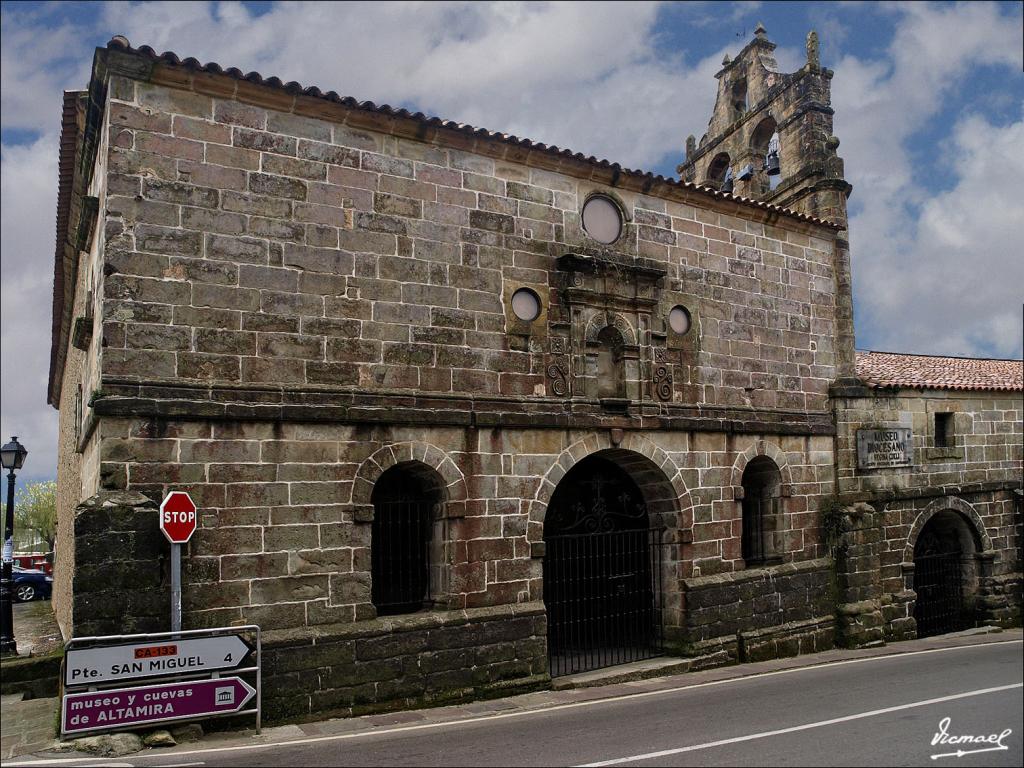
[582,195,623,244]
[511,288,541,322]
[669,305,691,335]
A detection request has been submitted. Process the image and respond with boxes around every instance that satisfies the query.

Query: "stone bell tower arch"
[678,23,852,226]
[677,23,857,380]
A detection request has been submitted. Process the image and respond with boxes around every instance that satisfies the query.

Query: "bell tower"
[679,24,857,382]
[677,24,852,227]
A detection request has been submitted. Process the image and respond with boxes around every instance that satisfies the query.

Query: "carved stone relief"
[546,336,570,397]
[652,347,674,402]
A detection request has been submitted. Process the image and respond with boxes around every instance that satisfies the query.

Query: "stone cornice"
[94,378,837,436]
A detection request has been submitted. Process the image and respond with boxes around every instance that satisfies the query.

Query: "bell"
[765,150,781,176]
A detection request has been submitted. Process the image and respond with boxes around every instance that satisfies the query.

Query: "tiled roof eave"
[47,92,83,408]
[855,351,1023,394]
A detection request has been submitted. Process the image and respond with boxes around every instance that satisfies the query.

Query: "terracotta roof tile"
[856,351,1023,393]
[104,37,843,231]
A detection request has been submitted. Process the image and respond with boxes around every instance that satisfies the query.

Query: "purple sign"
[62,677,255,736]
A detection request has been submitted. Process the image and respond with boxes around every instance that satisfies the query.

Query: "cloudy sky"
[1,1,1022,482]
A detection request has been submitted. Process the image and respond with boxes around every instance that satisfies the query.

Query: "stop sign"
[160,491,198,544]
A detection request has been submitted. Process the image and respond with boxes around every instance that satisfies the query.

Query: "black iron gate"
[545,527,664,676]
[913,552,967,637]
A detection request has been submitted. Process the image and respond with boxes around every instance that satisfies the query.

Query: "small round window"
[669,305,692,335]
[511,288,541,322]
[582,195,623,244]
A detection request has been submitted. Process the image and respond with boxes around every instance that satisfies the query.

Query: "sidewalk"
[0,601,63,759]
[14,626,1018,764]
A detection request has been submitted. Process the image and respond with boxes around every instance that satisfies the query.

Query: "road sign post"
[62,676,255,736]
[171,544,181,632]
[61,625,261,739]
[65,634,252,686]
[159,492,197,633]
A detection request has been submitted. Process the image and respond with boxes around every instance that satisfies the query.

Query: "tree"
[14,480,57,553]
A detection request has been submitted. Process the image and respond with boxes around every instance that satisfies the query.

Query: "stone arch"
[352,441,467,516]
[584,311,637,347]
[749,115,778,155]
[729,440,794,494]
[903,496,992,565]
[528,433,693,641]
[706,152,731,186]
[527,433,692,545]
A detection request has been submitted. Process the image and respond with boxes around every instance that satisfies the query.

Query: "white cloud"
[102,0,730,168]
[0,9,92,131]
[852,109,1024,357]
[0,132,61,481]
[832,1,1024,357]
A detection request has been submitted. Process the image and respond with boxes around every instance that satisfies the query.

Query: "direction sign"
[62,677,256,736]
[65,634,252,686]
[160,491,197,543]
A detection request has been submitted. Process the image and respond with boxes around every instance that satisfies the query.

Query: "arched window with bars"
[741,457,783,565]
[370,462,445,615]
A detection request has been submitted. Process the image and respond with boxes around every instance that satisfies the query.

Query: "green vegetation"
[14,480,57,552]
[819,497,849,559]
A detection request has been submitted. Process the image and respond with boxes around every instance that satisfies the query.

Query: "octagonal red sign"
[160,491,197,544]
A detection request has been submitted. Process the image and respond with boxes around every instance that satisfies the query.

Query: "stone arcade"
[48,27,1021,720]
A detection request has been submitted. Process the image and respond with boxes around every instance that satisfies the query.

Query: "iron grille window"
[742,496,779,564]
[741,457,782,565]
[370,464,440,616]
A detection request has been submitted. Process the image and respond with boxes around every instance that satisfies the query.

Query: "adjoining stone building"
[832,352,1022,643]
[47,27,1021,719]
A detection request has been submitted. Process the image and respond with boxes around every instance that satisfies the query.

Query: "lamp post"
[1,436,28,656]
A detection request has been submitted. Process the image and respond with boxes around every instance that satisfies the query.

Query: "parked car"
[12,567,53,602]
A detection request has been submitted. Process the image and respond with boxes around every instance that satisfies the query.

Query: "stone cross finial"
[754,22,767,39]
[806,30,820,68]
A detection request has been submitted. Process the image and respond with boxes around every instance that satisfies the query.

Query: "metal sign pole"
[171,542,181,633]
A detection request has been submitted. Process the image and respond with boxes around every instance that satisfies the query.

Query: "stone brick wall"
[682,557,835,659]
[72,491,168,638]
[95,73,841,414]
[834,389,1023,639]
[53,96,110,640]
[262,602,547,720]
[835,390,1022,497]
[54,276,87,640]
[57,46,854,711]
[88,418,835,635]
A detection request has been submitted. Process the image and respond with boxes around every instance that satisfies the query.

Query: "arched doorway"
[543,452,665,676]
[913,511,978,637]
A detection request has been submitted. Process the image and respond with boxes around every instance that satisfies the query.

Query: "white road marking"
[21,638,1023,764]
[577,683,1023,766]
[3,761,133,767]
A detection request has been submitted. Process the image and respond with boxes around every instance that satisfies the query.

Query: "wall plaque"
[856,428,912,469]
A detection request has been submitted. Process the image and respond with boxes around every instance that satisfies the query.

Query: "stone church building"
[47,26,1021,719]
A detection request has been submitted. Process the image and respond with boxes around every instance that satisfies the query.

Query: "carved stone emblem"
[652,362,673,401]
[547,356,570,397]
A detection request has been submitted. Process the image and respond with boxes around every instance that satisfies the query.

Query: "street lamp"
[1,436,28,656]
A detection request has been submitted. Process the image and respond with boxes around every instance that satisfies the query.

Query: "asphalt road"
[19,637,1024,767]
